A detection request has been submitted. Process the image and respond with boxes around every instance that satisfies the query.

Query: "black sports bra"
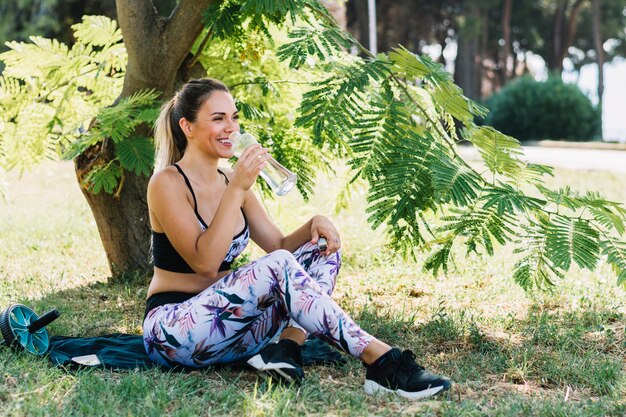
[151,164,250,273]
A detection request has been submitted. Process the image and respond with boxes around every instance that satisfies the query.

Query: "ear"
[179,118,193,136]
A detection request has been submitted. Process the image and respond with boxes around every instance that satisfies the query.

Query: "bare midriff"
[147,267,231,298]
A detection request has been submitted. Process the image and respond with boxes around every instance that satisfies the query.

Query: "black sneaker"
[247,339,304,384]
[364,348,451,400]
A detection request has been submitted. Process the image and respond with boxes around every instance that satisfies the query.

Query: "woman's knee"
[265,248,297,263]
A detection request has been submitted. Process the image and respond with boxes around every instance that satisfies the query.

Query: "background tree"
[591,0,604,138]
[453,0,486,100]
[0,0,116,52]
[345,0,626,99]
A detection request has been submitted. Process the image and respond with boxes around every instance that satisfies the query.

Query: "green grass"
[1,161,625,416]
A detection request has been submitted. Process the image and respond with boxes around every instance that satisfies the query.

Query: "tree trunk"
[454,0,482,100]
[558,0,586,69]
[549,0,586,74]
[74,0,214,281]
[591,0,604,139]
[500,0,512,86]
[550,0,567,72]
[347,0,371,53]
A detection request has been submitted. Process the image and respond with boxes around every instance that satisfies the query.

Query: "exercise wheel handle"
[27,309,60,333]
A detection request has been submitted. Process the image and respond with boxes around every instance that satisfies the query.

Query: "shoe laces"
[398,350,425,373]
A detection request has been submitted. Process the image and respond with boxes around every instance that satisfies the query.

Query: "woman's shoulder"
[148,165,184,194]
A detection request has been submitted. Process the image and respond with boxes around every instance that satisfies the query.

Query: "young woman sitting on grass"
[142,77,451,400]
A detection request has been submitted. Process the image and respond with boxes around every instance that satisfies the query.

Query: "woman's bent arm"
[148,169,246,280]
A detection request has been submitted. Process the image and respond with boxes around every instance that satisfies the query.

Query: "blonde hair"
[153,78,230,171]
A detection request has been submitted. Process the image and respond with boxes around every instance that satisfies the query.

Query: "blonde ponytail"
[154,98,184,171]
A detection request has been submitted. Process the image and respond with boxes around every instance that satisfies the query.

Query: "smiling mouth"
[217,138,232,145]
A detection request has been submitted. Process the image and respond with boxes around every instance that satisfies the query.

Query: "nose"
[225,117,239,134]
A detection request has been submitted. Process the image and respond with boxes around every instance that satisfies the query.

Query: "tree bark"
[591,0,604,139]
[454,0,482,100]
[558,0,586,70]
[551,0,567,71]
[550,0,586,74]
[74,0,215,281]
[500,0,512,86]
[347,0,371,53]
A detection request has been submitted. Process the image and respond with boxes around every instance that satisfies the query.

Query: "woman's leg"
[143,249,374,368]
[281,242,342,341]
[292,242,340,296]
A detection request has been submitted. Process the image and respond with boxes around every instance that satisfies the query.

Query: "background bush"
[484,76,601,142]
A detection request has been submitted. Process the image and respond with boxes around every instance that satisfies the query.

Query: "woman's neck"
[176,152,222,184]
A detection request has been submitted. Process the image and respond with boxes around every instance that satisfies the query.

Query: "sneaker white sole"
[363,379,446,400]
[247,355,298,381]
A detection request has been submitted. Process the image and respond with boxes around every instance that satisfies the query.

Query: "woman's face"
[182,90,239,159]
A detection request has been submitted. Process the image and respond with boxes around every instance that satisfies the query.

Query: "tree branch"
[164,0,217,58]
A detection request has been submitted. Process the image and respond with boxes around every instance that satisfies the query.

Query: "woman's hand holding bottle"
[230,144,269,191]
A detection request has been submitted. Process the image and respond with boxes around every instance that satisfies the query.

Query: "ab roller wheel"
[0,304,60,355]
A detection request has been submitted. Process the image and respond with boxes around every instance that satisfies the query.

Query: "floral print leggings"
[143,243,374,368]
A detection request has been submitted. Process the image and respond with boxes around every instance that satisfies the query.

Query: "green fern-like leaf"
[240,0,311,24]
[62,131,101,161]
[115,136,154,176]
[235,100,267,120]
[203,2,246,41]
[481,183,546,215]
[601,239,626,286]
[513,220,564,290]
[295,76,360,151]
[83,161,123,194]
[389,46,487,124]
[579,191,626,234]
[589,206,626,234]
[277,26,353,68]
[465,126,524,178]
[514,163,554,186]
[423,240,453,276]
[430,156,482,207]
[545,215,600,271]
[91,90,159,143]
[536,185,583,211]
[439,207,515,256]
[72,15,123,46]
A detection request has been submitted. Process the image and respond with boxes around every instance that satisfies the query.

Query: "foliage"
[0,16,126,175]
[1,2,625,290]
[196,23,333,198]
[485,76,601,142]
[0,16,160,195]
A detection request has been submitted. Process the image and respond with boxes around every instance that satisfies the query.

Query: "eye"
[233,114,239,120]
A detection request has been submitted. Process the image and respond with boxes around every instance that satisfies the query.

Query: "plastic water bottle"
[229,131,297,196]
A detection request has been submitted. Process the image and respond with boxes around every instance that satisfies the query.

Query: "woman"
[143,78,451,400]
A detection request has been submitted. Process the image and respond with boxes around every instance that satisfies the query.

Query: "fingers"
[311,229,320,244]
[327,235,341,254]
[311,216,341,255]
[231,145,270,190]
[316,234,340,256]
[237,145,269,172]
